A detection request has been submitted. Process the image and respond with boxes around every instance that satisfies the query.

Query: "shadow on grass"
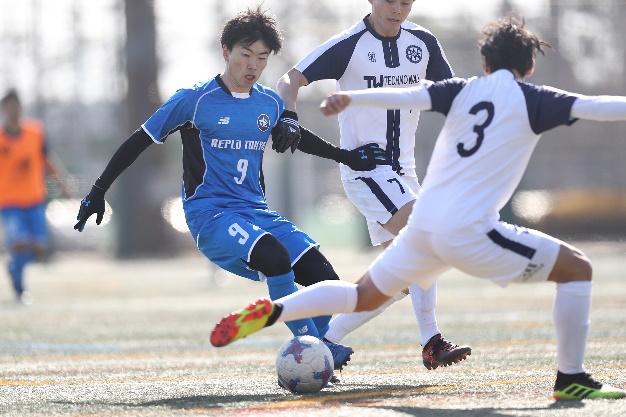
[50,384,588,416]
[375,399,585,417]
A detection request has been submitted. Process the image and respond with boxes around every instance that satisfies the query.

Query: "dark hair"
[479,15,551,75]
[220,7,282,54]
[1,89,20,106]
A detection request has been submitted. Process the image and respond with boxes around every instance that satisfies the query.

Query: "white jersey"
[349,69,580,233]
[295,15,453,180]
[415,70,580,233]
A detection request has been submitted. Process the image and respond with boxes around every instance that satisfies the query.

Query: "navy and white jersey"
[348,69,580,233]
[416,69,577,233]
[141,76,284,216]
[295,15,453,180]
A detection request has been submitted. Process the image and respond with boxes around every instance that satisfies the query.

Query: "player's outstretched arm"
[320,92,352,116]
[298,126,388,171]
[321,86,432,116]
[570,94,626,121]
[74,128,154,232]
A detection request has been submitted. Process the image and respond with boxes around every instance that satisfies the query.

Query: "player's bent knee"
[247,234,292,276]
[563,246,592,282]
[548,244,593,283]
[292,248,340,286]
[32,245,47,259]
[574,255,592,281]
[354,273,392,312]
[11,241,29,254]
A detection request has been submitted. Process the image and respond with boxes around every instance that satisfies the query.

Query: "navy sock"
[266,271,319,338]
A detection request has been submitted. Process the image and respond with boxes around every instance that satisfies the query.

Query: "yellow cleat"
[210,298,275,347]
[553,372,626,400]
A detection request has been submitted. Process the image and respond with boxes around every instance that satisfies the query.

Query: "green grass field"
[0,242,624,416]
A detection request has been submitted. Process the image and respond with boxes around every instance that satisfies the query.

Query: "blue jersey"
[142,76,285,217]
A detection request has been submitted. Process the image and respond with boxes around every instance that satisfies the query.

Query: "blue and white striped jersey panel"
[142,77,284,216]
[294,16,453,180]
[413,69,578,234]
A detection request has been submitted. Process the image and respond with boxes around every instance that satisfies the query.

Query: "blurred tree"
[115,0,174,258]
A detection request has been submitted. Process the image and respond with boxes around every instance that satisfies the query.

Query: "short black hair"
[1,89,20,106]
[479,15,550,75]
[220,7,282,54]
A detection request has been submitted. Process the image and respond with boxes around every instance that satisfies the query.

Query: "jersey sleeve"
[276,96,286,125]
[258,85,285,129]
[570,94,626,122]
[518,83,578,134]
[295,30,366,83]
[406,29,454,81]
[427,78,468,116]
[349,84,432,110]
[142,88,196,143]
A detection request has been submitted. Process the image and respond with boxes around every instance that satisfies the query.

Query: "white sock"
[409,283,440,346]
[553,281,591,374]
[278,281,358,323]
[323,291,407,343]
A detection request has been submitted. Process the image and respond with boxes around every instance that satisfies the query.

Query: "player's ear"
[222,45,230,63]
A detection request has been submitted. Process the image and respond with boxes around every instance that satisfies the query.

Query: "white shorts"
[343,172,419,246]
[369,221,562,297]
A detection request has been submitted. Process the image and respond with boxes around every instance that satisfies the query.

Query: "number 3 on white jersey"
[457,101,494,157]
[234,159,248,184]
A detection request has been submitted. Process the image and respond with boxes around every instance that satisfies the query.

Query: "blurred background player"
[212,14,626,400]
[73,7,354,373]
[0,89,70,304]
[276,0,471,369]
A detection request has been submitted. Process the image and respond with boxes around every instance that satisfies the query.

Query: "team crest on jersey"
[257,114,270,132]
[367,52,376,62]
[406,45,422,63]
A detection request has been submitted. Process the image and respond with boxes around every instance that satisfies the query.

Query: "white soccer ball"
[275,335,334,393]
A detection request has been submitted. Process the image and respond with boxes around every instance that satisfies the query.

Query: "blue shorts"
[187,208,318,281]
[1,203,48,247]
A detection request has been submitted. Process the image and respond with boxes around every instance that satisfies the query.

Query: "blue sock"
[266,271,319,338]
[312,316,331,339]
[8,251,34,294]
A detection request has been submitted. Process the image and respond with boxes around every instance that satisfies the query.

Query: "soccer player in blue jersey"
[73,7,361,373]
[276,0,471,370]
[211,15,626,400]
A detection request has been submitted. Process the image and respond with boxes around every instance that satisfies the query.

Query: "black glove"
[74,184,107,232]
[271,110,300,154]
[337,143,389,171]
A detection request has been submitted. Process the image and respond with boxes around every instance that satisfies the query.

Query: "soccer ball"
[275,335,334,393]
